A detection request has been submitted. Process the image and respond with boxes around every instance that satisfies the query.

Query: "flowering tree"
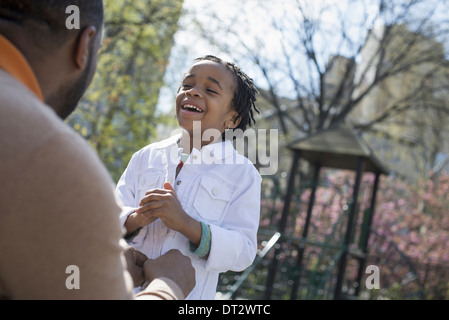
[256,169,449,299]
[369,171,449,299]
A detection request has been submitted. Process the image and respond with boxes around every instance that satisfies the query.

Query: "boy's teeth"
[184,104,202,112]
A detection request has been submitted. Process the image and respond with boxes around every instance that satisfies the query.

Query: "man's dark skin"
[0,0,195,299]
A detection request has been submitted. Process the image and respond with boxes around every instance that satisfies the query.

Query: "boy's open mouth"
[182,104,204,113]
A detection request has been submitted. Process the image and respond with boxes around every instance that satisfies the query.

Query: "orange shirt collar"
[0,34,44,102]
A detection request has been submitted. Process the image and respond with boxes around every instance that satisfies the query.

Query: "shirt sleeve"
[205,167,262,273]
[135,278,185,300]
[115,153,139,227]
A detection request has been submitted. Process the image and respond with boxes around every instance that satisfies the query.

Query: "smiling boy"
[116,55,261,299]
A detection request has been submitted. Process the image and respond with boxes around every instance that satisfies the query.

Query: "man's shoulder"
[0,70,74,143]
[0,70,107,181]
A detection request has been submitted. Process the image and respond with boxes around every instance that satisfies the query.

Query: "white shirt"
[115,134,262,299]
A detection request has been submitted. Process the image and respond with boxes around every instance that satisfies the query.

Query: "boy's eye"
[182,84,192,89]
[207,88,218,94]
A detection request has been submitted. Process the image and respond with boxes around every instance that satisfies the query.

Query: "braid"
[194,55,260,132]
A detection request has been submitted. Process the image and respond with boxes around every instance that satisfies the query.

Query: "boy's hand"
[124,210,157,235]
[136,182,202,250]
[136,182,189,233]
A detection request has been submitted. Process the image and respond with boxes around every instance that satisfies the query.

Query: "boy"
[116,55,261,299]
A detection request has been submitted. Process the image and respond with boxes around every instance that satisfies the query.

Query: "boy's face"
[176,60,238,145]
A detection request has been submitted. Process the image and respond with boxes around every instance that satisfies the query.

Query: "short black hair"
[0,0,103,49]
[194,55,260,133]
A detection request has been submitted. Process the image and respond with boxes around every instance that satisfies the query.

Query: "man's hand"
[142,249,195,298]
[122,242,148,288]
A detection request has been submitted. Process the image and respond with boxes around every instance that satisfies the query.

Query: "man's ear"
[74,26,97,69]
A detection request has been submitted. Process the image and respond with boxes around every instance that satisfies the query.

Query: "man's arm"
[122,244,195,300]
[4,133,135,299]
[136,249,196,300]
[5,131,194,299]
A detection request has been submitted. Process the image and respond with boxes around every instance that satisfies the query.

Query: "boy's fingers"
[164,182,175,192]
[144,188,168,196]
[140,192,172,206]
[138,207,163,220]
[136,200,163,214]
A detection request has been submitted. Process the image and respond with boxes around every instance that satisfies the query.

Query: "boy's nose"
[186,87,202,98]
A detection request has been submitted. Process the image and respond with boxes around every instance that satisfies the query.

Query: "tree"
[254,169,449,299]
[67,0,183,182]
[186,0,449,179]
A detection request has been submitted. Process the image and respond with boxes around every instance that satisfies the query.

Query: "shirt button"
[212,187,219,196]
[177,180,182,185]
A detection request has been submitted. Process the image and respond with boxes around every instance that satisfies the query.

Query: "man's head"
[0,0,104,119]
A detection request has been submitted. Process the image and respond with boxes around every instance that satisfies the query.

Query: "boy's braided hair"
[194,55,260,133]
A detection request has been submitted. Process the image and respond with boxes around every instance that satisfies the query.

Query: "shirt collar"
[0,34,44,102]
[200,139,235,160]
[157,132,237,167]
[157,133,235,160]
[156,133,182,149]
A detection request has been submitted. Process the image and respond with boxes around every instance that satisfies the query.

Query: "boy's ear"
[226,110,241,129]
[74,26,97,69]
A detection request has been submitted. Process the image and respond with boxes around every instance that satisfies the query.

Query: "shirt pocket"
[193,174,234,223]
[135,169,163,205]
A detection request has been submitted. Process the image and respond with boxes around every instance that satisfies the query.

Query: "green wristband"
[190,222,211,258]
